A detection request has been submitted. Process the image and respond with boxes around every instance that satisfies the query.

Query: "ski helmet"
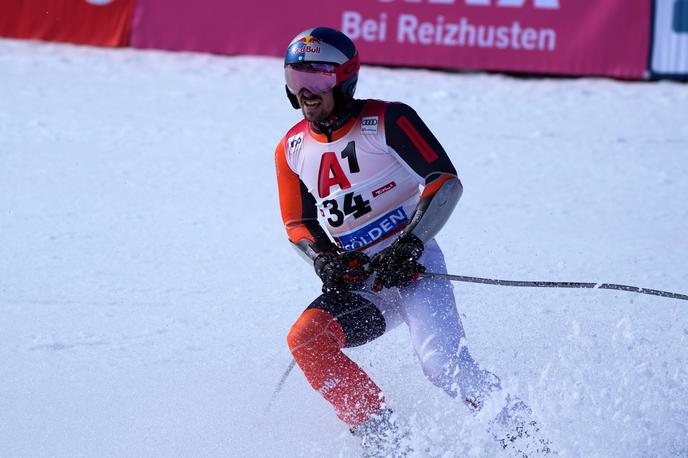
[284,27,360,109]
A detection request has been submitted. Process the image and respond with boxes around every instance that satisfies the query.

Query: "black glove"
[314,250,371,293]
[370,234,426,290]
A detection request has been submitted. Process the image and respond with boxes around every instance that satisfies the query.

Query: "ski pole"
[421,272,688,301]
[264,359,297,415]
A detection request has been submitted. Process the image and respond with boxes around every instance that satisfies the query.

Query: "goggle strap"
[336,54,360,84]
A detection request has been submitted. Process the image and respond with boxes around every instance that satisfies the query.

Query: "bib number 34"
[322,192,372,227]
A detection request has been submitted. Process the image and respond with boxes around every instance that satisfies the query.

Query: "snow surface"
[1,39,687,457]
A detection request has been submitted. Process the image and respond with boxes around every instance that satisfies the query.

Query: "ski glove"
[314,250,371,293]
[370,234,426,290]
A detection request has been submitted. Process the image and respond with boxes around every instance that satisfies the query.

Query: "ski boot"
[350,408,411,458]
[462,367,503,414]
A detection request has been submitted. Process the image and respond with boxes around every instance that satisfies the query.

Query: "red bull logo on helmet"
[292,35,322,54]
[292,45,322,54]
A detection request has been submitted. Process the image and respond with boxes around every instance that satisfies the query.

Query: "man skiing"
[274,27,547,456]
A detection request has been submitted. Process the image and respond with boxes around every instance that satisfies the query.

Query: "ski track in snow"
[1,39,687,457]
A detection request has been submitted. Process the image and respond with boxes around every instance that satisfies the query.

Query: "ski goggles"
[284,55,360,95]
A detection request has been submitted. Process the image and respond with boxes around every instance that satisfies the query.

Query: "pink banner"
[131,0,651,79]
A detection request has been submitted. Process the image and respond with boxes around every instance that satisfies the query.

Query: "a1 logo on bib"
[361,116,378,135]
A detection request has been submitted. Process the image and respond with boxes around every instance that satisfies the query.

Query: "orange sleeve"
[275,139,332,250]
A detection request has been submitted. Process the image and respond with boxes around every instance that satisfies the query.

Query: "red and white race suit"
[275,99,502,427]
[276,99,459,255]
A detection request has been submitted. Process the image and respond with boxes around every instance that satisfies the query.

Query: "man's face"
[297,88,335,123]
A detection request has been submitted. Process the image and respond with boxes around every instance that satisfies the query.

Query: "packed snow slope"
[1,39,687,458]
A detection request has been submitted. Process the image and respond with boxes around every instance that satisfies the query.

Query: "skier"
[274,27,547,457]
